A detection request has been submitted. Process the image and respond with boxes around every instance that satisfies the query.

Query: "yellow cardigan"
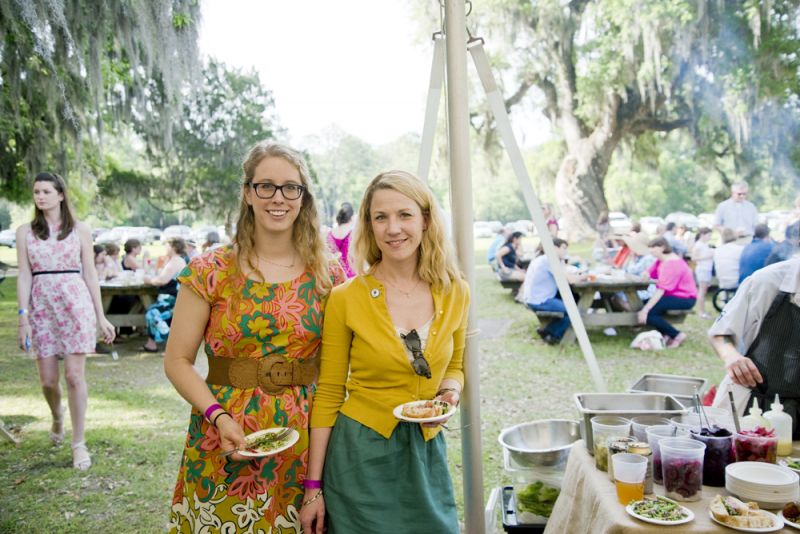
[311,274,469,441]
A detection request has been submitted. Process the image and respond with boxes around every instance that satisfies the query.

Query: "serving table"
[543,439,798,533]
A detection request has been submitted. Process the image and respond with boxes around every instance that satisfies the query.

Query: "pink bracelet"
[204,403,223,422]
[304,479,323,489]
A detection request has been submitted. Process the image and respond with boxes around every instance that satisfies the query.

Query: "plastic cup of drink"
[590,416,632,472]
[646,425,688,485]
[631,415,671,442]
[612,453,648,505]
[659,438,705,502]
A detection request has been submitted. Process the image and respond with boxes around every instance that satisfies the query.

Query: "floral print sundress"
[169,246,343,533]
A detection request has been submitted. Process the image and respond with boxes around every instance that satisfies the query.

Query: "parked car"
[0,229,16,248]
[638,216,665,236]
[665,211,700,231]
[608,211,632,234]
[91,227,109,240]
[193,225,223,245]
[160,225,193,243]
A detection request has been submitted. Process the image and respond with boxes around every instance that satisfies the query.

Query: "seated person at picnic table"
[709,257,800,439]
[93,244,111,281]
[714,227,744,290]
[738,223,774,284]
[765,220,800,266]
[496,230,526,281]
[637,237,697,348]
[524,238,586,345]
[141,238,189,353]
[487,225,511,270]
[122,238,142,271]
[103,242,122,279]
[611,233,656,311]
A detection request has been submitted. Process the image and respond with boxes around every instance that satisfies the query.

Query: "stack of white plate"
[725,462,800,509]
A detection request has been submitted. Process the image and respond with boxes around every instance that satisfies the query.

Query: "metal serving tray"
[574,392,687,451]
[627,373,708,407]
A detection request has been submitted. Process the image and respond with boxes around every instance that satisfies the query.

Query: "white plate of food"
[626,495,694,525]
[393,400,456,424]
[708,495,783,532]
[239,428,299,458]
[780,457,800,475]
[781,502,800,530]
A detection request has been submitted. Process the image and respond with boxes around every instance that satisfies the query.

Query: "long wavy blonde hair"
[234,141,333,295]
[352,170,462,293]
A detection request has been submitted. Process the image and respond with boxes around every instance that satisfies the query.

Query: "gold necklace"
[382,274,422,298]
[256,251,296,269]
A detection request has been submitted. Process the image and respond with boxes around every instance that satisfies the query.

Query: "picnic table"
[544,439,799,533]
[100,282,161,328]
[534,273,691,344]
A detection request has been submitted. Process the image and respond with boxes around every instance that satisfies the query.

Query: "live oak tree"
[99,59,283,230]
[0,0,200,201]
[454,0,800,237]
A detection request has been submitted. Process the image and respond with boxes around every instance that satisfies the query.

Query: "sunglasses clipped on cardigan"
[400,329,432,379]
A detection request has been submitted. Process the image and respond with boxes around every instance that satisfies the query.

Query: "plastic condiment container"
[659,438,705,502]
[607,437,636,481]
[763,394,793,456]
[631,415,671,442]
[645,425,688,486]
[689,429,734,487]
[733,430,778,463]
[590,416,631,472]
[739,399,772,431]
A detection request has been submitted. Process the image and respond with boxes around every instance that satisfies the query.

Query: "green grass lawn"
[0,238,726,532]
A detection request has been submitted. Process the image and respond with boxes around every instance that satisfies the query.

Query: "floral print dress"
[26,226,96,358]
[169,247,343,533]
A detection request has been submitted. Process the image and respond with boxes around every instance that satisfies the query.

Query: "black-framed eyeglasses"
[247,182,306,200]
[400,329,431,379]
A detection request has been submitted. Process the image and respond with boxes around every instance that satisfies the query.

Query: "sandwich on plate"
[709,495,774,529]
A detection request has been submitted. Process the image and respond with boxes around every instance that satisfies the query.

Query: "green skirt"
[323,414,459,533]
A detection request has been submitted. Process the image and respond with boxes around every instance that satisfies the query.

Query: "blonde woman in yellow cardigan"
[300,171,468,533]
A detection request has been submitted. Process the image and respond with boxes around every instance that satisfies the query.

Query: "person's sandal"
[141,344,159,353]
[72,441,92,471]
[49,407,64,447]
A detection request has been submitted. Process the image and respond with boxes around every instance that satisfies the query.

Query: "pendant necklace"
[257,251,296,269]
[382,274,422,298]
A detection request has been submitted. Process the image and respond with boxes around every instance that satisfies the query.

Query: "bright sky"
[199,0,431,146]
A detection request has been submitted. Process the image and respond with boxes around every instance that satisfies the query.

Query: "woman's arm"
[123,254,141,271]
[164,287,247,459]
[496,246,510,271]
[78,223,115,343]
[300,426,333,534]
[147,256,186,286]
[15,225,33,351]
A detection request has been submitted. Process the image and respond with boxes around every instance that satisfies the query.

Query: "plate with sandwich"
[393,399,456,424]
[626,495,694,525]
[708,495,783,532]
[780,501,800,530]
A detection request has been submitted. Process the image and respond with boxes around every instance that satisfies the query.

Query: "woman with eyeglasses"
[300,171,468,534]
[164,142,345,533]
[16,172,116,471]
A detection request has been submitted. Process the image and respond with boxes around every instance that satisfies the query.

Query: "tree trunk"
[555,137,617,241]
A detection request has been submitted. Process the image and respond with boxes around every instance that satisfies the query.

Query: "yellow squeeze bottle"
[763,394,793,456]
[739,399,772,431]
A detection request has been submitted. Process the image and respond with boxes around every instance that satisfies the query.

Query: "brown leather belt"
[205,352,320,394]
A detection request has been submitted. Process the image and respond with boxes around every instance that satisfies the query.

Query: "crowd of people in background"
[490,182,800,347]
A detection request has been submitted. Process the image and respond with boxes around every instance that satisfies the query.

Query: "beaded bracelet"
[302,490,323,507]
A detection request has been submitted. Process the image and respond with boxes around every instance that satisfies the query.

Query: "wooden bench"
[533,308,692,342]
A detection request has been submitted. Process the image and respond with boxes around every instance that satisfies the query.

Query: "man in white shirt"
[708,258,800,438]
[714,181,759,237]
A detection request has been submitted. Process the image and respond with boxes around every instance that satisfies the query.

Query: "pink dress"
[327,230,355,278]
[26,226,96,358]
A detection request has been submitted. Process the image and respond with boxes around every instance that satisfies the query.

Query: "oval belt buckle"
[258,356,287,394]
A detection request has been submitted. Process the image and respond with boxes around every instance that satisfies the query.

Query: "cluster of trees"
[3,1,800,236]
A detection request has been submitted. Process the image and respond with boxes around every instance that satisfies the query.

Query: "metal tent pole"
[444,1,485,532]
